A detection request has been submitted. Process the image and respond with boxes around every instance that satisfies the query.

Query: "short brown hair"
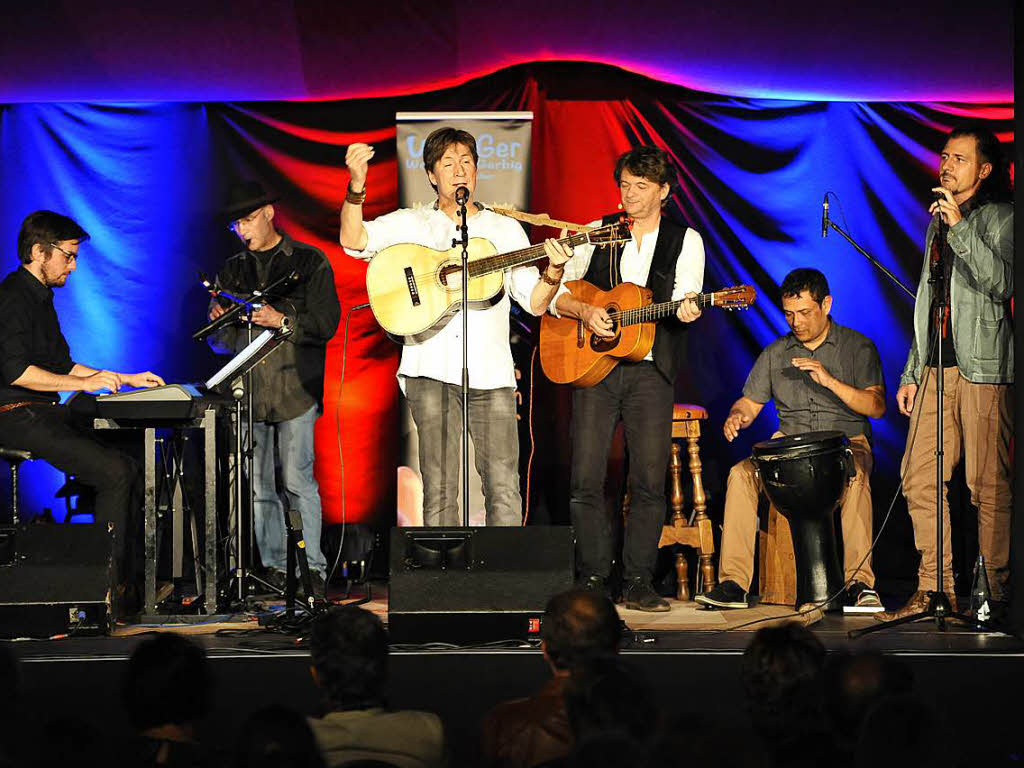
[423,127,478,191]
[613,147,676,189]
[17,210,89,264]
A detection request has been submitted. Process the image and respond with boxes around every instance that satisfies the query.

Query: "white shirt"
[551,219,705,361]
[346,205,541,389]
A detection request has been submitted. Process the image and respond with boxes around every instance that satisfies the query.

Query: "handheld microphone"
[821,194,829,238]
[455,186,469,205]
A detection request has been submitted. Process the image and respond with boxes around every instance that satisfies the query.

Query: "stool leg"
[668,442,685,525]
[688,433,716,593]
[675,551,690,602]
[10,462,19,526]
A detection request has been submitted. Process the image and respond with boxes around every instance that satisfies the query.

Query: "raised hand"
[345,143,375,190]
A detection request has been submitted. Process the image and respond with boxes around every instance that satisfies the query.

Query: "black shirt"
[0,267,75,406]
[742,319,884,439]
[208,233,340,422]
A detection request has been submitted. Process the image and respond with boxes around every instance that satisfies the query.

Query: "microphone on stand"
[455,186,470,205]
[821,193,830,238]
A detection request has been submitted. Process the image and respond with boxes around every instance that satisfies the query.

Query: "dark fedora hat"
[222,180,279,223]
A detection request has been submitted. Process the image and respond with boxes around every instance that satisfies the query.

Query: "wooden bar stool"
[0,446,34,524]
[623,404,716,601]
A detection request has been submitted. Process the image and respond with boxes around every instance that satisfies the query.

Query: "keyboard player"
[0,211,165,614]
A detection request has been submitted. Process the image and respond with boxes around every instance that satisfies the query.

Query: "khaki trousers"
[719,432,875,592]
[901,367,1013,599]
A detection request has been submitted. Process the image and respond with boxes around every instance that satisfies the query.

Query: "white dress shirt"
[551,219,705,361]
[346,205,541,389]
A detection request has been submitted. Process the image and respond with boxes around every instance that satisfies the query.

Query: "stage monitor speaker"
[0,523,112,638]
[388,526,574,644]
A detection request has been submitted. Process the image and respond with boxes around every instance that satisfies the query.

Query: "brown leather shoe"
[875,589,958,621]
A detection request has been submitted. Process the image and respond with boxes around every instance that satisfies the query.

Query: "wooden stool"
[623,404,716,601]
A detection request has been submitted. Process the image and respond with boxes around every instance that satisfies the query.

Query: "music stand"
[205,326,318,613]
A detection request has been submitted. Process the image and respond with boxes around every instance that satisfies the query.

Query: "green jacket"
[901,201,1014,386]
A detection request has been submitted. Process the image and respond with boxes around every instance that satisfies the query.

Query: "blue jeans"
[246,405,327,574]
[404,377,522,527]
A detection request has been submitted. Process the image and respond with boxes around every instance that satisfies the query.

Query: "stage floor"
[6,584,1022,768]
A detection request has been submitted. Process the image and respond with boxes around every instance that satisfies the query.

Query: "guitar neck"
[466,230,599,278]
[617,292,716,326]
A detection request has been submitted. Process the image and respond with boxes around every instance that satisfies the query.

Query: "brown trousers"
[719,432,875,593]
[901,367,1013,599]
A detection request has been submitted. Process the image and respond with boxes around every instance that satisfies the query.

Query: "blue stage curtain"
[0,65,1012,558]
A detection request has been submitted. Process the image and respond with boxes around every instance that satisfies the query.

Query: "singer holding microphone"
[880,125,1014,622]
[340,128,569,527]
[208,181,341,598]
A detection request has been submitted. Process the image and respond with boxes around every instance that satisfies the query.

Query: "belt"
[0,401,38,414]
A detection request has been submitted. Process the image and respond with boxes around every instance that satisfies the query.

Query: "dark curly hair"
[309,605,388,710]
[613,147,677,191]
[780,267,830,305]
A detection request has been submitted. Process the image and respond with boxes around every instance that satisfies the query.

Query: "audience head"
[122,633,213,734]
[309,605,388,710]
[740,622,827,742]
[541,588,621,673]
[825,650,914,742]
[234,705,326,768]
[855,694,947,768]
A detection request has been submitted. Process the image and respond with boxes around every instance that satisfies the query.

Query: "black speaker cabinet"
[388,526,575,644]
[0,523,112,638]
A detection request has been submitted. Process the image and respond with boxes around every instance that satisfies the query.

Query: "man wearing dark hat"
[209,182,341,596]
[0,210,165,609]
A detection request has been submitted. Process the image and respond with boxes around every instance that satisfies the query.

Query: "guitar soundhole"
[438,263,462,290]
[589,307,619,353]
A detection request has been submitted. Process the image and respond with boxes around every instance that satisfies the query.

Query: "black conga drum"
[751,431,853,611]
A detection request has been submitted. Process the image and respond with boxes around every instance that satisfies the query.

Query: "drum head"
[751,430,848,461]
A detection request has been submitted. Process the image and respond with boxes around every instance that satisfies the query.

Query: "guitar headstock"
[711,284,757,310]
[586,216,633,247]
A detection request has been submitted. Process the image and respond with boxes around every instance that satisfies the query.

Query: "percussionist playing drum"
[695,268,886,613]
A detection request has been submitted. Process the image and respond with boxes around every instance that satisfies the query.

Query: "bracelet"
[541,268,563,286]
[345,182,366,205]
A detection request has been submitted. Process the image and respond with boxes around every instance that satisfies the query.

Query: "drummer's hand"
[723,411,751,442]
[791,357,836,389]
[896,383,918,416]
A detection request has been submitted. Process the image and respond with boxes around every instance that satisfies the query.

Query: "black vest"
[582,213,691,384]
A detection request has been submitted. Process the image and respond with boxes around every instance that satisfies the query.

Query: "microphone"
[455,186,469,205]
[821,194,829,238]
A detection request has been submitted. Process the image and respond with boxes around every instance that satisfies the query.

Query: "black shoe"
[695,580,749,609]
[621,577,671,612]
[576,574,612,600]
[844,581,883,614]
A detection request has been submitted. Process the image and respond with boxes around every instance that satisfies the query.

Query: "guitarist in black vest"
[549,147,705,611]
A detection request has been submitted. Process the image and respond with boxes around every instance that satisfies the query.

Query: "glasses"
[49,243,78,261]
[228,209,263,232]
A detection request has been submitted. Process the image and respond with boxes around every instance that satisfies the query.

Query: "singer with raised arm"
[0,210,165,613]
[880,125,1014,622]
[208,181,341,598]
[695,268,886,613]
[544,147,705,612]
[340,128,569,527]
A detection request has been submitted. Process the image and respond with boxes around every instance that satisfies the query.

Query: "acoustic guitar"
[365,219,632,344]
[539,280,756,387]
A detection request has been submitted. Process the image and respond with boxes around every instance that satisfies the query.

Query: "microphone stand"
[822,197,916,300]
[850,198,1001,639]
[453,187,471,527]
